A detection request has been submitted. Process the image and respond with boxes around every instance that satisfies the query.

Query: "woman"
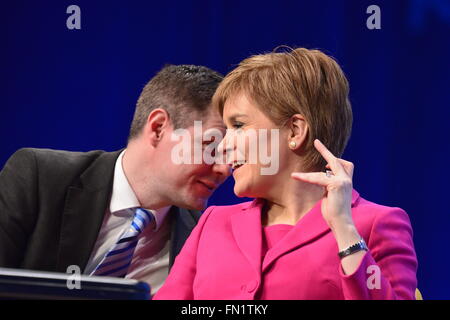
[154,48,418,299]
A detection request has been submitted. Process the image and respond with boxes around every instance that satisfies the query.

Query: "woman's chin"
[233,185,246,198]
[233,185,255,198]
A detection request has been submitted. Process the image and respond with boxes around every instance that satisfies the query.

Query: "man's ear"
[287,114,308,150]
[144,109,171,147]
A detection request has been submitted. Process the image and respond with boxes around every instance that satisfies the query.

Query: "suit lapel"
[169,207,201,269]
[262,189,361,271]
[56,150,121,273]
[230,199,264,277]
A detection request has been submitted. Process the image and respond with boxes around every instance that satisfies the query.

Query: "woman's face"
[221,93,292,199]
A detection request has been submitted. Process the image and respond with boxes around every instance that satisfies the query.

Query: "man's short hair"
[129,64,223,140]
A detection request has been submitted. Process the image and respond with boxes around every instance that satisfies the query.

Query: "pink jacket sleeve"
[339,207,418,299]
[153,206,215,300]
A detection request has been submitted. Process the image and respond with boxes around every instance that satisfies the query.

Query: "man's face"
[156,108,231,210]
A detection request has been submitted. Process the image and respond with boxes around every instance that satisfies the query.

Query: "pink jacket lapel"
[230,199,264,277]
[230,190,361,274]
[262,189,360,271]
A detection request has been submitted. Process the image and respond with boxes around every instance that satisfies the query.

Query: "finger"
[338,159,354,178]
[327,159,354,178]
[314,139,344,175]
[291,172,330,187]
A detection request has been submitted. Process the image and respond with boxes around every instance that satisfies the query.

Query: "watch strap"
[338,238,368,259]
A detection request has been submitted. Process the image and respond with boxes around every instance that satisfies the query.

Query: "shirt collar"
[109,150,171,231]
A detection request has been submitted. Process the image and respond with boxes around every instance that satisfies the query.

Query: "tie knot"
[130,208,154,234]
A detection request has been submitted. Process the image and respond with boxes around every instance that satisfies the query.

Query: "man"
[0,65,230,294]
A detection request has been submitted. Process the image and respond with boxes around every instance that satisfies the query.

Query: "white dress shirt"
[84,150,172,295]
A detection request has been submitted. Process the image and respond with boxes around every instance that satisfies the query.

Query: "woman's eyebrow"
[227,113,248,121]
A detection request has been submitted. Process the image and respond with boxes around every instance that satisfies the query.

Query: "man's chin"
[192,200,208,211]
[177,197,208,211]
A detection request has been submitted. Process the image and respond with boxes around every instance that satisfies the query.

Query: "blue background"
[1,0,449,299]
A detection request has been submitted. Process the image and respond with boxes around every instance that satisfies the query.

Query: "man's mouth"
[198,180,216,191]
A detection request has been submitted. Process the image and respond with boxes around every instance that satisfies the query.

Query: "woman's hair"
[212,47,353,171]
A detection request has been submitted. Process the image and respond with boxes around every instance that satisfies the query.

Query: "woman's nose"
[216,132,236,166]
[212,163,232,177]
[217,139,234,156]
[217,129,237,153]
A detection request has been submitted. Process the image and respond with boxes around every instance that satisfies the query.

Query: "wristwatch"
[338,238,368,259]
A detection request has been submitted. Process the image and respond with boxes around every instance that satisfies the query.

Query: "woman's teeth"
[232,160,246,170]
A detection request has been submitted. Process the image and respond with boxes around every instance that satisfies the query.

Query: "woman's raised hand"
[291,139,355,230]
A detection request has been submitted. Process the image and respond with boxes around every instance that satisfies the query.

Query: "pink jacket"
[154,190,418,300]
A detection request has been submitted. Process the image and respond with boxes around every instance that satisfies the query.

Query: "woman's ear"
[287,114,308,150]
[144,109,171,147]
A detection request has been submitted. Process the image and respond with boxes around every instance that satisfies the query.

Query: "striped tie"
[91,208,154,277]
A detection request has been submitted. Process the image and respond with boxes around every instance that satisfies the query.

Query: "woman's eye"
[232,121,244,129]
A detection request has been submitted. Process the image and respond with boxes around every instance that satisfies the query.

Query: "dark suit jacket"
[0,148,201,273]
